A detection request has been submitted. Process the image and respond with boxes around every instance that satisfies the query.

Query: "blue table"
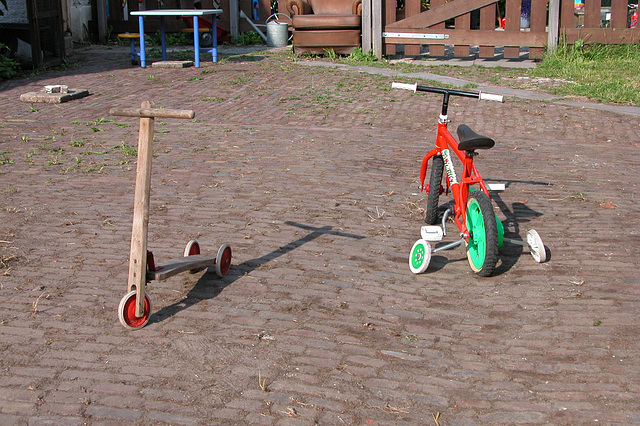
[130,9,223,68]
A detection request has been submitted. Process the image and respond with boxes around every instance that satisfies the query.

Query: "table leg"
[211,15,218,63]
[194,16,201,67]
[161,16,167,61]
[138,16,146,68]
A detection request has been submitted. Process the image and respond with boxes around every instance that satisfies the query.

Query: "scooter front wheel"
[118,290,152,330]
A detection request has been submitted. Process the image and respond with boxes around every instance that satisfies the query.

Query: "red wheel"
[184,240,204,274]
[215,244,232,277]
[184,239,201,256]
[118,290,152,329]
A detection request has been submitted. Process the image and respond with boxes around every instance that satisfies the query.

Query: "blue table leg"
[138,16,146,68]
[193,16,200,67]
[211,15,218,63]
[161,16,167,61]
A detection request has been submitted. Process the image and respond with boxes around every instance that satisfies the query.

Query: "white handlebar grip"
[479,92,504,102]
[392,82,417,92]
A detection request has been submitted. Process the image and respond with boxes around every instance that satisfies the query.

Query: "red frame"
[419,121,490,241]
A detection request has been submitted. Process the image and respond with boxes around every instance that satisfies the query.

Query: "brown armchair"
[286,0,363,54]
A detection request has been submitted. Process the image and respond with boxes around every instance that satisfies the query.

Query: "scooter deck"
[147,254,216,281]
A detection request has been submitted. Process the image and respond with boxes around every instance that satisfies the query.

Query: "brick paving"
[1,44,639,424]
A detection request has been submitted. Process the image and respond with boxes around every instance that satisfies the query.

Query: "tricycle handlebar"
[391,82,504,103]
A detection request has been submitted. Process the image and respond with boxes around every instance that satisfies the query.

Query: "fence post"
[372,0,383,58]
[362,0,372,53]
[548,0,560,54]
[229,0,239,38]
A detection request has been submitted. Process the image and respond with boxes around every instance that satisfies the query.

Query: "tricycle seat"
[457,124,495,151]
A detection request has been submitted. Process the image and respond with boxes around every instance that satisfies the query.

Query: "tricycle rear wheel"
[465,191,498,277]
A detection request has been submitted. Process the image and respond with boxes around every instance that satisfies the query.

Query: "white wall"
[69,0,92,42]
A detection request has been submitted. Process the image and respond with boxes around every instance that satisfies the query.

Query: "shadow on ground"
[148,221,365,325]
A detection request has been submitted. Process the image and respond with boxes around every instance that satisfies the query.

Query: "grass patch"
[532,41,640,105]
[325,42,639,105]
[231,31,265,46]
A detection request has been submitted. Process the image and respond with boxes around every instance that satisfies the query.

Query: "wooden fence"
[361,0,639,59]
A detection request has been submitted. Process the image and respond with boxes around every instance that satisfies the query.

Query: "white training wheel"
[215,244,232,278]
[526,229,547,263]
[409,239,431,274]
[184,239,205,274]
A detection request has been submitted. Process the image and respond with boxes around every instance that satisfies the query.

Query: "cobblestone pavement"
[1,45,639,425]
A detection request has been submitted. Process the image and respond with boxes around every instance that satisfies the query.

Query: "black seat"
[457,124,495,152]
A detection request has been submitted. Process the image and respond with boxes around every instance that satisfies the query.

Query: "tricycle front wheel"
[425,156,444,225]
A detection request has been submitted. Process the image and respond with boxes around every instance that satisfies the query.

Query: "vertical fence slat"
[584,0,601,29]
[454,12,471,57]
[529,0,547,58]
[610,0,627,29]
[504,0,522,58]
[560,0,576,29]
[384,0,396,55]
[405,0,421,55]
[479,4,496,58]
[430,0,446,56]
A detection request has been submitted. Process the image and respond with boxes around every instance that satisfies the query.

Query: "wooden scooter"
[110,102,232,329]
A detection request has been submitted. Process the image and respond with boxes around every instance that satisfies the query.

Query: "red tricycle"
[392,83,547,276]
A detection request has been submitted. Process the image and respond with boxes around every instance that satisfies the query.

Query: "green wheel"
[465,191,499,277]
[409,239,431,274]
[425,156,444,225]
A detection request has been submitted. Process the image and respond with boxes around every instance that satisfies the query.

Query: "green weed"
[119,143,137,156]
[202,96,225,102]
[0,152,14,165]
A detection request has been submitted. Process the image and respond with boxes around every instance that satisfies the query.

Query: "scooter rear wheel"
[215,244,232,277]
[184,240,205,274]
